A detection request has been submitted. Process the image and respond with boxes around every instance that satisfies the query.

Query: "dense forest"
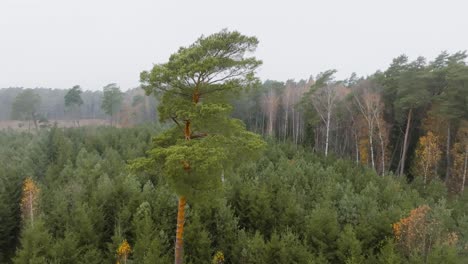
[0,30,467,263]
[0,127,466,263]
[233,52,468,187]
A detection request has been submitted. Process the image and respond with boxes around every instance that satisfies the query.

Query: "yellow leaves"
[116,239,132,264]
[21,177,39,225]
[359,138,368,165]
[413,131,442,184]
[212,251,225,264]
[117,239,132,256]
[444,232,459,247]
[22,177,39,200]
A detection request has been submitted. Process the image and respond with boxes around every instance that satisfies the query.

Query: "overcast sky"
[1,0,467,91]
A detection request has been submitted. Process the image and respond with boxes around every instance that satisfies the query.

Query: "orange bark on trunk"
[174,196,186,264]
[193,91,200,104]
[174,87,199,264]
[184,121,191,140]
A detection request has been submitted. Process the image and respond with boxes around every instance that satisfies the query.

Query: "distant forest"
[0,87,157,125]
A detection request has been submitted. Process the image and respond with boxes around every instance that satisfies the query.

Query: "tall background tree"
[301,70,347,156]
[11,89,41,131]
[393,56,430,176]
[64,85,84,127]
[352,79,388,174]
[138,29,265,264]
[101,83,123,126]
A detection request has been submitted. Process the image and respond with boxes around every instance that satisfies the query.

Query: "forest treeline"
[232,51,468,193]
[0,126,467,263]
[4,51,467,193]
[0,86,157,126]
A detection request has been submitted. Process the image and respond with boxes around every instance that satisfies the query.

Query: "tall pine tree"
[137,29,266,264]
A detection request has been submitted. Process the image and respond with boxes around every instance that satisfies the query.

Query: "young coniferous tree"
[138,29,266,264]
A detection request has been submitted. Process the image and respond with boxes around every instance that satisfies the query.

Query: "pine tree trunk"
[325,109,331,156]
[174,196,186,264]
[268,108,273,136]
[297,115,302,145]
[292,108,295,144]
[399,108,412,176]
[315,127,319,153]
[254,113,258,133]
[355,132,359,164]
[32,113,38,131]
[462,148,467,193]
[445,125,451,183]
[261,113,265,136]
[284,105,288,142]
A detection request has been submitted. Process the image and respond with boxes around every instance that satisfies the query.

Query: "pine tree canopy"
[138,29,266,201]
[64,85,83,108]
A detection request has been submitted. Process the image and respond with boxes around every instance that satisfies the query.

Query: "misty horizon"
[1,0,468,90]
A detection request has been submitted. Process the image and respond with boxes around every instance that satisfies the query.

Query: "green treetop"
[64,85,84,108]
[11,89,41,131]
[139,29,265,200]
[436,51,468,122]
[64,85,84,126]
[101,83,123,126]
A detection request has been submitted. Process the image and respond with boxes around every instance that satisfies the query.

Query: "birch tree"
[21,178,39,227]
[261,81,282,137]
[412,132,442,184]
[353,80,388,174]
[303,70,343,156]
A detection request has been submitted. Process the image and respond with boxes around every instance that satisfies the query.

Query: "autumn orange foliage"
[392,205,458,258]
[393,205,430,245]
